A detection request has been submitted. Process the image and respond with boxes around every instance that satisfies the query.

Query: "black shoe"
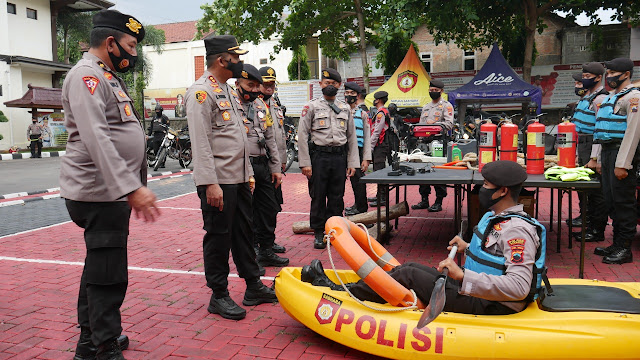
[594,244,619,257]
[74,328,129,360]
[308,260,345,291]
[272,242,286,253]
[369,200,386,207]
[243,282,278,306]
[96,337,125,360]
[367,197,377,202]
[428,203,443,212]
[257,250,290,267]
[572,229,604,242]
[602,247,633,264]
[208,295,246,320]
[314,230,326,249]
[345,207,365,216]
[345,205,357,212]
[566,216,583,227]
[411,200,429,210]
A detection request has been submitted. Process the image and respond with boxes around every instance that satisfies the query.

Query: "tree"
[287,46,311,80]
[197,0,383,91]
[372,32,418,74]
[379,0,640,82]
[56,10,94,64]
[0,110,8,141]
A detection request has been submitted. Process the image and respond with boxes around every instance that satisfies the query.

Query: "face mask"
[479,186,504,210]
[32,120,37,123]
[261,92,272,101]
[225,59,245,78]
[239,86,260,102]
[606,74,625,89]
[429,91,441,100]
[581,77,598,89]
[322,85,338,97]
[345,95,357,104]
[575,87,586,96]
[108,39,137,73]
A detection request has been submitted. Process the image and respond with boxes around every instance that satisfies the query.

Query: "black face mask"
[239,86,260,102]
[606,74,625,89]
[108,39,137,73]
[429,91,442,100]
[32,121,37,123]
[479,186,504,210]
[581,77,598,89]
[261,92,272,101]
[345,95,357,104]
[225,59,245,78]
[322,85,338,97]
[575,87,587,97]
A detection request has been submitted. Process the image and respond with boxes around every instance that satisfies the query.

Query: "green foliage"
[372,32,418,74]
[56,10,94,64]
[287,46,311,80]
[0,110,8,123]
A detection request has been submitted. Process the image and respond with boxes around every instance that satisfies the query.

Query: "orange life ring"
[325,216,423,308]
[344,221,401,271]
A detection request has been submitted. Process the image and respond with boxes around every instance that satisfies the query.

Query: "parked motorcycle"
[284,122,297,172]
[147,124,192,170]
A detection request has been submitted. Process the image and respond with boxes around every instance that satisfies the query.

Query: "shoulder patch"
[82,76,99,95]
[301,105,309,117]
[507,238,526,264]
[376,112,384,120]
[103,72,113,80]
[195,91,208,104]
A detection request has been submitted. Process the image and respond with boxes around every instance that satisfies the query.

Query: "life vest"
[594,87,639,143]
[371,107,389,146]
[571,89,607,134]
[465,211,548,301]
[354,108,365,148]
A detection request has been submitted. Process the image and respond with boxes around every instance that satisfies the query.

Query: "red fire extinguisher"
[557,121,577,168]
[479,122,498,171]
[499,122,519,162]
[526,120,546,174]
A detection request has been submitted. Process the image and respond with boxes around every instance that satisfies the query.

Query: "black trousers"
[349,147,368,212]
[373,143,390,199]
[576,135,607,232]
[197,183,260,297]
[30,138,42,157]
[250,157,280,250]
[348,262,515,315]
[309,151,347,231]
[600,145,638,248]
[418,185,448,200]
[151,132,164,155]
[65,200,131,346]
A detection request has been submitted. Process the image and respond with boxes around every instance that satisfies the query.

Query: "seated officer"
[302,160,546,315]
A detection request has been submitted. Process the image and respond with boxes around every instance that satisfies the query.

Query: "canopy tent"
[365,45,446,108]
[447,43,542,125]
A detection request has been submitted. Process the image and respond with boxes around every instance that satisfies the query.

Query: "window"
[463,50,475,71]
[579,46,587,52]
[606,43,615,50]
[7,3,16,14]
[420,52,432,73]
[260,58,268,65]
[26,8,37,19]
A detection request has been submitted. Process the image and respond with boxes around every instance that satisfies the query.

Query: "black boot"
[257,249,290,267]
[243,280,278,306]
[96,337,125,360]
[301,260,346,291]
[272,242,286,253]
[208,295,246,320]
[566,215,583,227]
[594,244,618,257]
[369,199,386,207]
[75,328,129,360]
[411,199,429,210]
[428,197,443,212]
[572,228,604,242]
[602,247,633,265]
[314,230,326,249]
[367,196,377,202]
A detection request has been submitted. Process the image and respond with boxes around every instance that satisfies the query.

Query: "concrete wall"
[535,15,564,65]
[562,23,631,64]
[4,0,53,61]
[412,26,492,73]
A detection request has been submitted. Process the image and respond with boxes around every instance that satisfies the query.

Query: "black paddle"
[417,220,467,328]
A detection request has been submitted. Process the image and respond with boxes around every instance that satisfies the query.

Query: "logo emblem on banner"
[397,70,418,93]
[315,293,342,324]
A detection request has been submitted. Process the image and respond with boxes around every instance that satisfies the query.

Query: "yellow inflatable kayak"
[275,267,640,360]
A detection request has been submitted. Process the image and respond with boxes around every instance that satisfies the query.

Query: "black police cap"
[374,91,388,100]
[572,72,583,82]
[93,10,145,43]
[259,66,277,82]
[604,58,634,73]
[240,64,263,84]
[344,81,363,94]
[430,79,445,89]
[204,34,248,56]
[582,62,605,75]
[321,68,342,83]
[481,160,527,187]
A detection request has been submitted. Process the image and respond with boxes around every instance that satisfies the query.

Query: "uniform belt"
[311,144,346,153]
[250,155,269,164]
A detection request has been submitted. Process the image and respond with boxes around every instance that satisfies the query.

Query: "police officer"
[236,64,288,268]
[302,160,545,315]
[27,115,43,158]
[298,68,359,249]
[568,63,608,242]
[186,34,277,321]
[259,66,287,254]
[343,81,371,215]
[147,104,169,156]
[593,58,640,265]
[413,79,453,212]
[60,10,158,360]
[368,90,391,207]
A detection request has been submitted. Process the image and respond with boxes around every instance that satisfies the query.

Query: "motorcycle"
[284,122,297,172]
[147,124,192,171]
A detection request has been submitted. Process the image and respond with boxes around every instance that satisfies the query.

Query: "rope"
[355,222,396,269]
[323,228,418,312]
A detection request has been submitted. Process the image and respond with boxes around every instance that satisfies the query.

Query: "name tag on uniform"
[216,94,227,99]
[110,82,118,87]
